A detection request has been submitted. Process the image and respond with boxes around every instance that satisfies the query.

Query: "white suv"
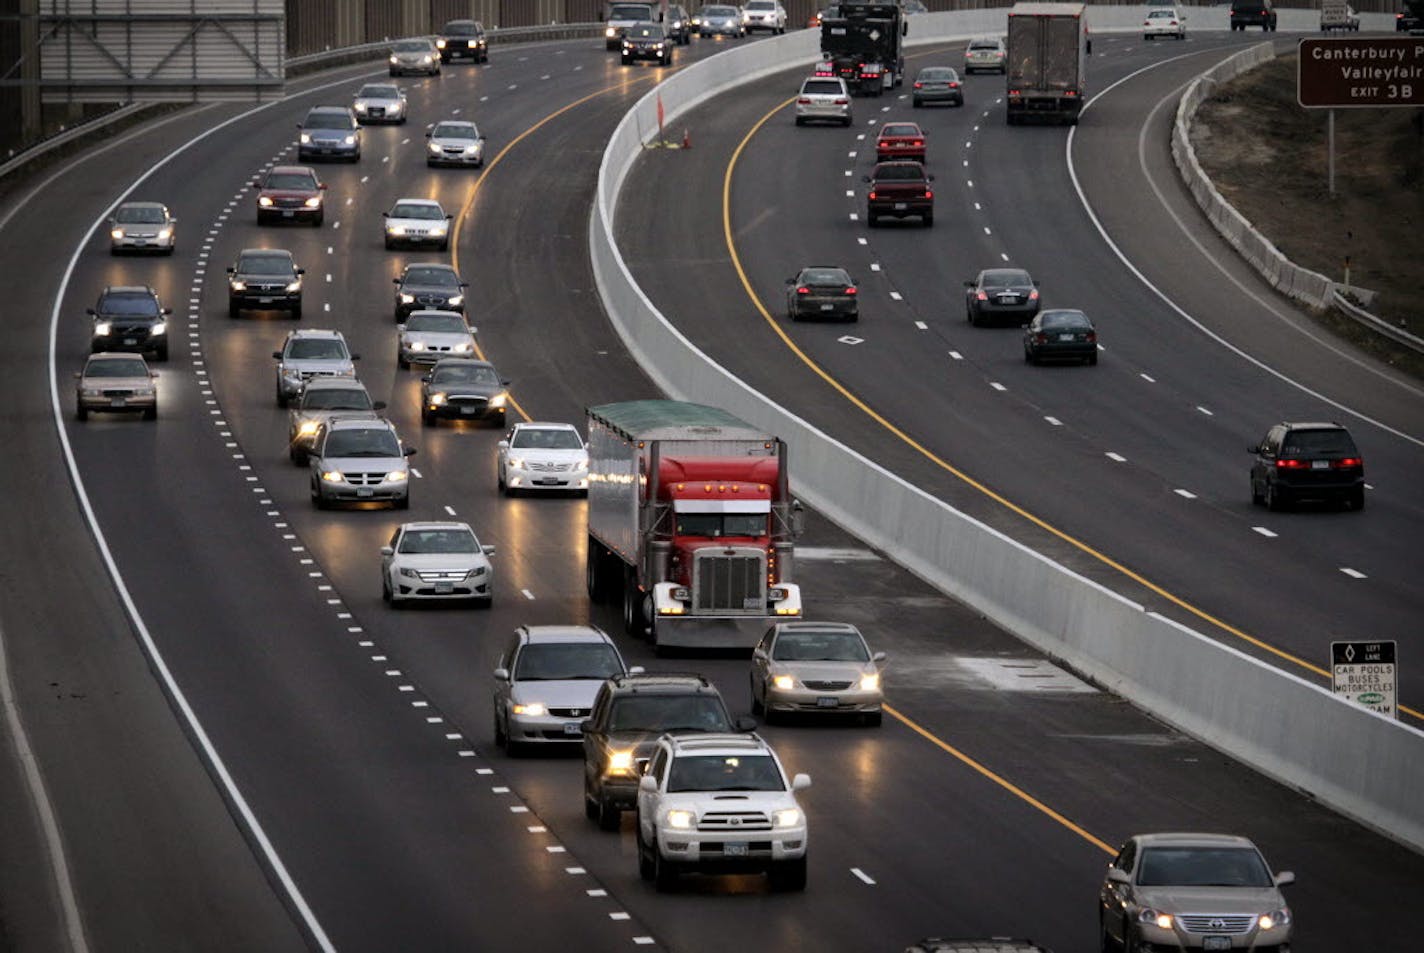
[636,732,810,892]
[742,1,786,33]
[795,75,852,127]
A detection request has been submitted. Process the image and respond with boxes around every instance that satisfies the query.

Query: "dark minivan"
[1250,422,1364,510]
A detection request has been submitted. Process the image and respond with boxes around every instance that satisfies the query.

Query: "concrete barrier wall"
[591,9,1424,851]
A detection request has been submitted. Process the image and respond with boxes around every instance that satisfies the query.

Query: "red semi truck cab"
[585,401,802,651]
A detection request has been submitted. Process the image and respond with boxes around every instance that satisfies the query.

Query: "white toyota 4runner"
[636,732,810,891]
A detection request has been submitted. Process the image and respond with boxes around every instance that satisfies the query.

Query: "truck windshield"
[675,513,767,537]
[667,755,785,793]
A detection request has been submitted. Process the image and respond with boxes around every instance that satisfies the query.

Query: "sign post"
[1330,640,1398,719]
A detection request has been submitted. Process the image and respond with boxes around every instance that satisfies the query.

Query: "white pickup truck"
[604,1,657,49]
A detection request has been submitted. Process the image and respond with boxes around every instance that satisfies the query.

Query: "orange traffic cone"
[682,128,691,150]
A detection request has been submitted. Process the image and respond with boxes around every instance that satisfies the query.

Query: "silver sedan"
[426,119,485,167]
[751,621,886,725]
[352,82,407,123]
[397,310,476,368]
[109,201,176,254]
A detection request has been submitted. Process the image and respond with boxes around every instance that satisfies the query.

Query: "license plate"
[535,478,562,485]
[1202,938,1231,951]
[461,406,475,415]
[434,581,453,594]
[134,241,148,246]
[282,210,295,218]
[562,722,582,736]
[724,843,749,856]
[1311,459,1329,469]
[111,398,126,408]
[816,696,839,708]
[821,304,834,311]
[356,488,374,498]
[894,202,908,210]
[1058,333,1075,341]
[123,338,137,346]
[258,297,273,304]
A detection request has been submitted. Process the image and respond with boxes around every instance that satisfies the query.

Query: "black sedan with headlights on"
[786,266,859,322]
[420,358,510,427]
[965,268,1040,326]
[393,263,467,321]
[1023,309,1098,365]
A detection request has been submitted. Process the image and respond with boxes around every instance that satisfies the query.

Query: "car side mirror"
[479,135,487,141]
[351,354,361,361]
[872,651,887,663]
[272,351,282,359]
[382,212,389,218]
[579,718,594,733]
[380,545,393,556]
[1248,444,1261,454]
[963,280,974,288]
[1274,871,1295,887]
[162,308,173,316]
[373,401,387,411]
[150,372,159,379]
[791,773,811,791]
[393,277,401,285]
[500,379,511,387]
[497,440,509,449]
[639,774,658,792]
[396,324,406,332]
[928,173,936,181]
[73,371,82,379]
[403,447,417,457]
[227,266,235,274]
[735,715,757,732]
[425,131,432,138]
[86,308,96,315]
[861,175,871,183]
[481,544,496,556]
[460,281,470,288]
[251,181,260,188]
[297,268,306,275]
[492,667,509,681]
[1107,868,1131,885]
[628,666,645,675]
[295,123,301,129]
[445,214,453,220]
[319,183,328,190]
[421,374,432,384]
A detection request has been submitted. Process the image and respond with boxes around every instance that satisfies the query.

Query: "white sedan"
[352,82,407,124]
[397,309,476,368]
[1143,7,1186,39]
[383,198,451,250]
[381,521,494,607]
[496,421,589,496]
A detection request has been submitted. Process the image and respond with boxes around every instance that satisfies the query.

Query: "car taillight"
[1170,20,1178,25]
[1008,89,1021,98]
[835,98,849,105]
[796,286,810,295]
[867,190,877,200]
[1033,333,1048,344]
[976,291,988,301]
[1065,89,1078,98]
[1335,457,1363,468]
[912,139,923,147]
[949,82,959,88]
[1085,332,1097,342]
[1028,289,1039,301]
[845,287,857,295]
[797,97,812,105]
[914,81,923,89]
[1275,459,1308,469]
[924,189,933,199]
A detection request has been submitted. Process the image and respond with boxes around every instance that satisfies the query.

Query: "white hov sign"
[1331,641,1397,719]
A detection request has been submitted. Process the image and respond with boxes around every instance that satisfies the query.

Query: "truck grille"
[1176,915,1256,935]
[697,811,771,832]
[693,553,765,614]
[344,471,388,486]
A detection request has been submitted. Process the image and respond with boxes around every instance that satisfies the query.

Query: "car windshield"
[239,255,293,275]
[1137,847,1273,888]
[1281,430,1356,457]
[772,630,869,662]
[324,429,400,458]
[705,6,738,15]
[747,1,775,10]
[514,643,623,681]
[982,270,1032,289]
[1040,311,1089,330]
[286,340,347,360]
[969,41,1001,51]
[398,528,476,554]
[393,40,431,52]
[405,313,467,333]
[674,513,767,537]
[882,124,920,137]
[667,754,785,793]
[511,428,583,450]
[301,388,370,410]
[874,164,925,181]
[432,123,478,139]
[98,293,159,316]
[800,268,851,286]
[305,112,353,129]
[802,80,843,94]
[358,84,398,98]
[404,266,460,288]
[265,173,317,190]
[86,358,148,378]
[392,203,444,220]
[115,206,166,224]
[918,68,956,80]
[1147,10,1175,18]
[611,4,653,17]
[607,695,729,733]
[444,21,480,36]
[431,364,499,386]
[628,25,661,38]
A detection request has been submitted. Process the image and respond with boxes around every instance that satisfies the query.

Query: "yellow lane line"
[720,94,1421,724]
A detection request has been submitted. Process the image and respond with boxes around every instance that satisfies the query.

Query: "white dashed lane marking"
[1140,373,1156,383]
[888,291,901,301]
[851,867,877,885]
[990,382,1006,392]
[949,350,963,360]
[1105,452,1126,462]
[1340,568,1367,579]
[1174,489,1196,499]
[914,321,927,330]
[1045,416,1062,426]
[1252,526,1278,538]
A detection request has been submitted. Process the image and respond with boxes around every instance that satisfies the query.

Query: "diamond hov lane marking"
[838,335,864,345]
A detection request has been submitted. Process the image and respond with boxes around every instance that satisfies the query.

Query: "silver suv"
[636,731,810,891]
[272,329,358,407]
[795,76,852,127]
[309,417,416,510]
[287,378,383,465]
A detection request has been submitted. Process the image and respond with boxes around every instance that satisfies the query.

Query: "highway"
[1,28,1420,953]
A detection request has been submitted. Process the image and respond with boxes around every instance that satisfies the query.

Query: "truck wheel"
[622,576,643,637]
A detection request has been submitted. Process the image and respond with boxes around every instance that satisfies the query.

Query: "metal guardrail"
[1333,291,1424,354]
[0,103,149,182]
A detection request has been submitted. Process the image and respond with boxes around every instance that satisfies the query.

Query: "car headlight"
[304,197,322,208]
[607,750,635,774]
[430,224,447,236]
[321,470,345,483]
[860,673,880,691]
[258,196,274,207]
[429,142,442,153]
[465,144,480,155]
[355,102,367,112]
[666,810,694,830]
[428,392,446,405]
[408,341,425,351]
[343,135,356,146]
[1138,909,1172,930]
[447,294,463,307]
[388,225,406,236]
[300,133,312,144]
[655,43,664,50]
[420,55,432,64]
[436,39,447,48]
[507,457,526,471]
[452,342,472,353]
[773,675,795,691]
[110,228,124,240]
[400,293,416,304]
[606,27,617,37]
[512,702,547,717]
[93,322,112,336]
[773,808,802,828]
[467,565,485,577]
[384,470,407,483]
[285,280,301,292]
[297,421,319,437]
[230,280,246,291]
[80,387,103,397]
[1260,909,1291,930]
[137,386,156,397]
[151,321,167,336]
[157,228,172,241]
[389,55,399,64]
[398,566,421,579]
[489,393,507,408]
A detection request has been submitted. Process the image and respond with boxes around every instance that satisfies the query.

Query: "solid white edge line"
[1067,54,1422,449]
[44,70,377,953]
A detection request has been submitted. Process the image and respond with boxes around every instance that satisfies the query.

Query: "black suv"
[1229,0,1277,31]
[1249,422,1364,511]
[436,19,488,63]
[88,286,171,361]
[621,22,673,66]
[393,263,468,321]
[228,248,304,319]
[581,673,752,830]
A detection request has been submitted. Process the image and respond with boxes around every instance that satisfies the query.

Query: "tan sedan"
[750,621,885,726]
[75,353,157,421]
